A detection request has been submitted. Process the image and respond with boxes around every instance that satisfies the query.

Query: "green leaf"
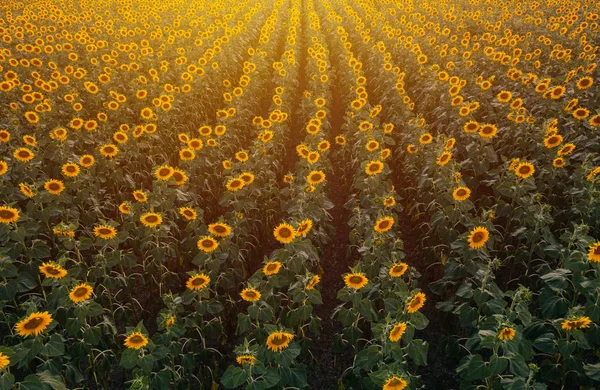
[120,348,139,369]
[407,339,428,366]
[39,334,65,357]
[354,345,380,370]
[489,354,508,375]
[509,356,529,378]
[466,354,489,381]
[220,366,248,388]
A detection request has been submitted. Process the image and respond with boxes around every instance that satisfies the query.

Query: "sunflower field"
[0,0,599,388]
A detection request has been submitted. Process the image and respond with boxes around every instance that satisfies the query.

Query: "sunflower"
[464,121,479,133]
[572,107,590,119]
[389,262,408,278]
[208,222,232,237]
[419,133,433,144]
[69,283,93,303]
[383,376,407,390]
[0,130,10,142]
[235,151,249,162]
[576,76,593,90]
[344,273,368,290]
[13,147,35,162]
[179,207,197,220]
[307,170,325,185]
[226,177,245,192]
[93,225,117,240]
[266,331,294,352]
[406,292,426,313]
[44,179,65,195]
[197,236,219,252]
[365,160,384,175]
[318,140,330,152]
[479,124,498,138]
[436,152,452,166]
[587,242,600,263]
[380,148,391,160]
[124,332,148,349]
[307,275,321,290]
[155,165,174,181]
[39,262,67,279]
[140,212,162,228]
[99,144,118,157]
[240,288,261,302]
[283,174,294,183]
[274,223,295,244]
[186,273,210,291]
[0,352,9,370]
[263,261,282,276]
[15,311,53,337]
[172,169,188,185]
[0,206,19,224]
[295,219,313,237]
[497,327,516,341]
[557,143,575,156]
[389,322,407,342]
[562,316,593,331]
[165,316,175,328]
[0,161,7,176]
[497,90,512,103]
[133,190,147,203]
[406,144,418,154]
[515,162,535,179]
[374,216,394,233]
[236,355,257,365]
[366,140,379,152]
[119,202,131,214]
[384,196,396,207]
[239,172,255,185]
[553,158,566,168]
[452,187,471,201]
[335,135,346,145]
[544,134,563,148]
[79,155,95,167]
[61,163,80,178]
[468,226,489,249]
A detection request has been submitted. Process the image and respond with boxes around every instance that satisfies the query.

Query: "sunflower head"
[93,225,117,240]
[240,288,261,302]
[266,331,294,352]
[389,322,407,342]
[468,226,490,249]
[514,162,535,179]
[209,222,232,237]
[0,206,20,224]
[124,332,148,349]
[263,261,282,276]
[186,273,210,291]
[498,326,516,341]
[344,273,368,290]
[15,311,53,337]
[69,283,93,303]
[273,223,296,244]
[452,187,471,201]
[407,292,426,313]
[389,263,408,278]
[383,376,408,390]
[39,262,68,279]
[140,212,162,228]
[374,216,394,233]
